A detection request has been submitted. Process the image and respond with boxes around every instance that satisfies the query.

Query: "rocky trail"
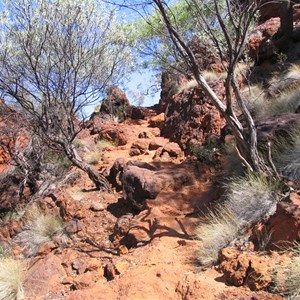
[1,114,285,300]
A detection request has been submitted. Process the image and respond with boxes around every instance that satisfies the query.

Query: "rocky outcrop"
[100,87,130,122]
[248,17,281,62]
[161,84,225,152]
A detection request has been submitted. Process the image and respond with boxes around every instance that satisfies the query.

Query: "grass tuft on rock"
[197,173,279,266]
[223,173,279,226]
[16,208,66,256]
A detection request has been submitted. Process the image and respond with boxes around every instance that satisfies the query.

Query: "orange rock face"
[218,248,290,291]
[269,192,300,248]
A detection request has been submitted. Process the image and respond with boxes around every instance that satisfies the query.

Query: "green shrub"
[0,246,10,259]
[85,152,101,165]
[96,139,113,150]
[192,141,218,165]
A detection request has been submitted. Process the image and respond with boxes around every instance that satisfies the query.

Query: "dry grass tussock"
[16,207,66,256]
[196,208,240,266]
[273,130,300,182]
[268,87,300,116]
[223,173,279,226]
[285,63,300,81]
[274,242,300,299]
[243,80,300,117]
[197,173,279,265]
[85,139,114,165]
[0,258,25,300]
[242,84,266,117]
[177,71,226,93]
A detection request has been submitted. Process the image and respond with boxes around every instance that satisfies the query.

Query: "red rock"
[129,139,150,157]
[129,147,142,156]
[74,271,100,289]
[290,192,300,205]
[218,248,289,291]
[269,200,300,248]
[127,106,152,120]
[131,139,150,152]
[56,192,89,221]
[24,254,66,298]
[162,142,183,158]
[72,258,87,275]
[149,113,165,128]
[160,83,225,153]
[104,262,118,280]
[114,260,129,274]
[118,245,129,255]
[65,219,84,234]
[97,124,127,146]
[36,241,58,256]
[149,137,169,150]
[138,131,151,139]
[90,202,105,212]
[100,87,130,122]
[85,258,102,271]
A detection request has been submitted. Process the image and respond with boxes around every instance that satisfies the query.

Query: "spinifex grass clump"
[85,139,114,165]
[197,173,279,265]
[196,208,240,265]
[223,173,279,226]
[274,131,300,182]
[0,258,25,300]
[274,242,300,298]
[16,207,66,256]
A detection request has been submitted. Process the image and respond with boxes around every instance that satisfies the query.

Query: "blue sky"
[114,1,161,108]
[121,70,161,107]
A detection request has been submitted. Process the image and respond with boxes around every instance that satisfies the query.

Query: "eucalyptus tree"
[0,0,134,191]
[139,0,278,175]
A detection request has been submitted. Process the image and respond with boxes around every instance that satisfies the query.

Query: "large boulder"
[255,113,300,142]
[121,165,164,210]
[126,106,153,120]
[96,123,127,146]
[122,164,191,210]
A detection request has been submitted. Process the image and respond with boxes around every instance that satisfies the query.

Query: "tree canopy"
[0,0,134,191]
